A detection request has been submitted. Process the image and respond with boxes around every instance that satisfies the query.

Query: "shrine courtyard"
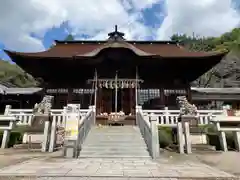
[0,148,239,179]
[0,27,239,179]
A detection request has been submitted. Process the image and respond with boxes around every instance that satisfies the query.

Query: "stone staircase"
[79,126,150,158]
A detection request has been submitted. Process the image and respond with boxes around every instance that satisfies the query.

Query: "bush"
[158,126,174,148]
[0,131,23,148]
[207,132,236,150]
[204,124,236,150]
[157,124,237,151]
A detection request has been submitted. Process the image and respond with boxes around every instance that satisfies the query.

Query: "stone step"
[83,142,147,147]
[13,143,41,150]
[79,126,150,158]
[83,139,146,143]
[79,154,151,158]
[82,143,147,147]
[86,137,144,140]
[192,144,216,151]
[89,134,142,136]
[79,151,150,157]
[90,127,141,132]
[87,134,142,137]
[85,139,145,142]
[81,146,148,151]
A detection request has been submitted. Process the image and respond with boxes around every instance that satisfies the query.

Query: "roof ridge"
[55,40,178,45]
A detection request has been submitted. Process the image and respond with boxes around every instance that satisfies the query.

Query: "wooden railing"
[142,108,224,127]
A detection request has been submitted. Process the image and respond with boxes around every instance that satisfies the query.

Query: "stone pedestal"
[0,116,19,149]
[63,104,80,158]
[177,115,198,154]
[31,115,52,152]
[150,115,160,159]
[30,114,52,152]
[1,130,10,149]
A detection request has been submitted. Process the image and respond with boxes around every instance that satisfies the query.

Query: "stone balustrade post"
[183,121,192,154]
[41,118,51,152]
[1,130,10,149]
[4,105,11,115]
[222,106,229,116]
[92,105,96,124]
[0,116,18,149]
[63,106,67,127]
[233,131,240,151]
[49,116,57,152]
[135,106,142,113]
[219,130,228,152]
[177,122,184,154]
[135,106,142,125]
[150,114,160,159]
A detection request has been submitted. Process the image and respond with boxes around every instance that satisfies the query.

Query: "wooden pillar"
[159,87,165,108]
[121,89,124,112]
[186,84,192,103]
[130,88,133,114]
[98,88,102,114]
[67,88,73,104]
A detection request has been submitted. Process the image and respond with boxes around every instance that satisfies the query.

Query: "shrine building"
[4,26,226,115]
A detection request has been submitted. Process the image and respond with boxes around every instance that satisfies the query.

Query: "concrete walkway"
[0,157,235,179]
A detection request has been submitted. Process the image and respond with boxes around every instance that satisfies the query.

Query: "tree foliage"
[0,60,38,87]
[171,28,240,87]
[65,34,74,41]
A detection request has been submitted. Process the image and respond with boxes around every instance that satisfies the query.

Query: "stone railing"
[142,108,224,127]
[4,105,89,127]
[136,106,159,159]
[211,116,240,152]
[64,105,96,158]
[0,116,19,149]
[78,106,96,148]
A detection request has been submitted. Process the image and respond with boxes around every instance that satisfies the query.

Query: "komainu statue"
[33,95,54,115]
[176,96,197,116]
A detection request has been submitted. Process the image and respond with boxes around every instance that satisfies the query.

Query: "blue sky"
[0,0,239,61]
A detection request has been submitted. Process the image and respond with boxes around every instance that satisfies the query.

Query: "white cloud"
[157,0,240,40]
[121,0,162,10]
[0,0,158,52]
[0,0,239,53]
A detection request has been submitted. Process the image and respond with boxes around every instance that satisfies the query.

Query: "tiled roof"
[4,40,226,59]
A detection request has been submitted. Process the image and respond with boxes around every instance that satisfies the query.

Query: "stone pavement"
[0,157,236,179]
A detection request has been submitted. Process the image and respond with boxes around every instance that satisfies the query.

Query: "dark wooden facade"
[4,26,226,114]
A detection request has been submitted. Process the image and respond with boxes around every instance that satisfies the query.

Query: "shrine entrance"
[88,77,143,115]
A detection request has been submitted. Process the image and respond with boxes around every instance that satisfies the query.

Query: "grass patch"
[0,131,23,148]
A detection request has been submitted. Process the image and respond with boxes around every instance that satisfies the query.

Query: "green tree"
[0,60,38,87]
[65,34,74,41]
[171,28,240,87]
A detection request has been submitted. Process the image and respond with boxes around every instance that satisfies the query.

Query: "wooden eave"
[4,40,227,61]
